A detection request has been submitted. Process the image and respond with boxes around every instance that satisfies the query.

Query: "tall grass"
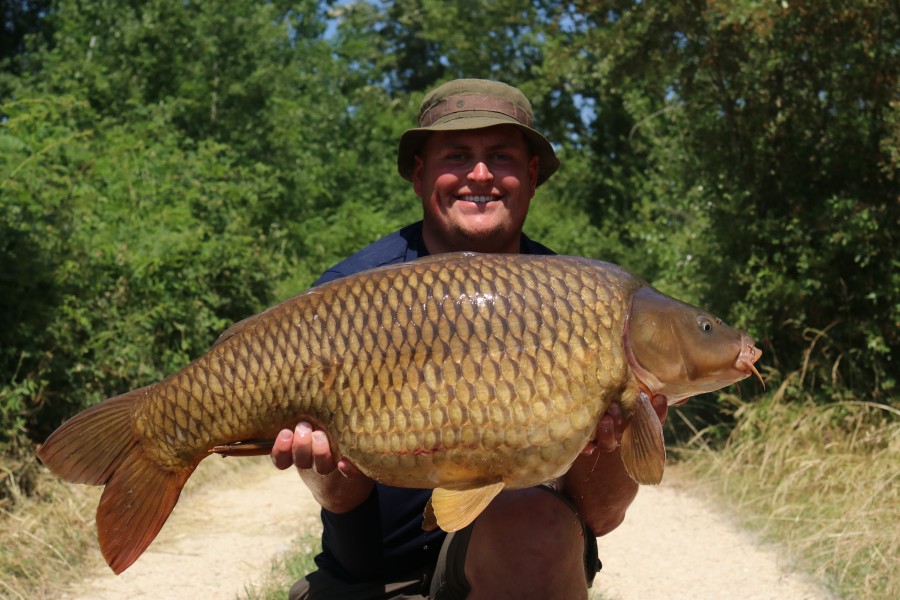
[677,387,899,600]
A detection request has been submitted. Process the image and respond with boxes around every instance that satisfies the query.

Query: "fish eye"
[698,316,713,333]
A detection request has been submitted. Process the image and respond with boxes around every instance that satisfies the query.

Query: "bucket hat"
[397,79,560,186]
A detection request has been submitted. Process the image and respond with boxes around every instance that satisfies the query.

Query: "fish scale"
[38,251,762,574]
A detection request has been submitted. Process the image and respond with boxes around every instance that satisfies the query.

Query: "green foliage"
[237,534,322,600]
[1,96,280,443]
[0,0,53,75]
[361,0,558,92]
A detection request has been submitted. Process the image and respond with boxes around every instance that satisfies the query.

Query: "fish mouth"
[737,334,765,389]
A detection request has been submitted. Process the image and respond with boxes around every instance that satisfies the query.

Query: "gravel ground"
[61,458,833,600]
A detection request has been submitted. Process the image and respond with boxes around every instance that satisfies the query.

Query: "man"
[272,79,666,599]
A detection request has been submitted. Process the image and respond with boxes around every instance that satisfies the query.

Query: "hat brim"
[397,116,560,186]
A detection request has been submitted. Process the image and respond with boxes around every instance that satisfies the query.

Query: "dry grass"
[677,393,899,600]
[0,467,100,599]
[0,453,255,599]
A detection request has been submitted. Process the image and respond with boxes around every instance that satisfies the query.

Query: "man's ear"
[412,155,426,196]
[528,154,539,190]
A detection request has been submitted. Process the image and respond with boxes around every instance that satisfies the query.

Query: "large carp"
[38,253,762,574]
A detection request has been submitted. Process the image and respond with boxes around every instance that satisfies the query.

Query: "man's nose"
[468,161,493,182]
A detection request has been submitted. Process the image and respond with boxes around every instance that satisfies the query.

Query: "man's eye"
[493,153,512,161]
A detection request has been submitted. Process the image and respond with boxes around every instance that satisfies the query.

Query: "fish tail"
[619,390,666,485]
[37,387,194,574]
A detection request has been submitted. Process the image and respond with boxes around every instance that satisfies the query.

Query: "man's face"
[413,125,540,254]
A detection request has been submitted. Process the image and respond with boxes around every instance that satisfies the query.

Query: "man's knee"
[477,488,583,552]
[463,488,593,599]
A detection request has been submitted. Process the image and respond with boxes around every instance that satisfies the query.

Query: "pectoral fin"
[620,392,666,485]
[426,481,505,532]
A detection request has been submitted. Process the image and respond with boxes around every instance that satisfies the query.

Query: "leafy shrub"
[1,96,281,445]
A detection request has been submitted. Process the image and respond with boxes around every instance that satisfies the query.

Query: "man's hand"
[271,422,363,476]
[582,394,668,455]
[271,422,373,513]
[564,394,668,536]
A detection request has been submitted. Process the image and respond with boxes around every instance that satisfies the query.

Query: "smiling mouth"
[460,195,497,204]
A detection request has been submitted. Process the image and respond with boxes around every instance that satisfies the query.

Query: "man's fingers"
[270,428,295,470]
[271,422,345,476]
[337,458,363,478]
[606,402,625,433]
[292,422,314,469]
[311,430,336,474]
[594,414,618,453]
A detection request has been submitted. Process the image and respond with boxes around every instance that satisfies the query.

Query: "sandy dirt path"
[61,459,832,600]
[591,476,832,600]
[60,457,320,600]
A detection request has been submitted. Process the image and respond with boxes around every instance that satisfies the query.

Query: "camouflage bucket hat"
[397,79,560,186]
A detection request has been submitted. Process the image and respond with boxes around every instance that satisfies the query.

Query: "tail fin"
[37,387,194,574]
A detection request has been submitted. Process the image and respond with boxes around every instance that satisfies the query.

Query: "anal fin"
[210,439,275,457]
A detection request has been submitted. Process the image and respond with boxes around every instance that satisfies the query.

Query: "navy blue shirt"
[311,220,555,583]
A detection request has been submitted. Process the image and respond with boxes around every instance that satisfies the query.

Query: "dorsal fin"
[211,314,260,348]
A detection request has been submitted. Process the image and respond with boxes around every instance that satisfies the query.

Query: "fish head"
[624,286,763,404]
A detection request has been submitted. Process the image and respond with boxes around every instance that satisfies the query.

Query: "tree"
[0,0,53,70]
[557,0,899,400]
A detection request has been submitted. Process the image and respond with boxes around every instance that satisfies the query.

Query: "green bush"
[1,96,281,445]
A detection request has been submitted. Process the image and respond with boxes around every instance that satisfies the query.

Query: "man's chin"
[452,225,518,253]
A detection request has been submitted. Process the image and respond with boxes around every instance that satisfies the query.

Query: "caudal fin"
[37,387,194,574]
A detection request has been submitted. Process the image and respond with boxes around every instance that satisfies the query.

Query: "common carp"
[38,252,762,574]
